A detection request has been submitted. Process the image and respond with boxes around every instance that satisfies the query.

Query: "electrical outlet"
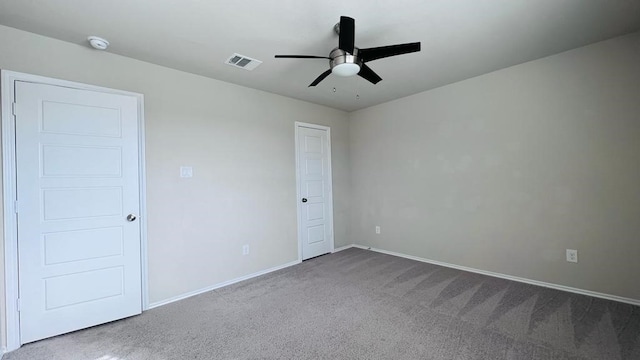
[375,226,381,234]
[242,244,249,255]
[180,166,193,178]
[566,249,578,263]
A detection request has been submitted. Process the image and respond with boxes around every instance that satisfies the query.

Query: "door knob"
[301,198,308,203]
[126,214,137,222]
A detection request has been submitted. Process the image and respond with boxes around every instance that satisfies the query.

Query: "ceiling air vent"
[226,53,262,71]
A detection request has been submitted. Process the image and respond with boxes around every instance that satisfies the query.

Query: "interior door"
[297,125,333,260]
[15,81,142,344]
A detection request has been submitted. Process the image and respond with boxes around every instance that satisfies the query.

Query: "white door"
[15,81,142,344]
[296,124,334,260]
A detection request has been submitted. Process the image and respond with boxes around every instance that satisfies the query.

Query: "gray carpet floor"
[5,248,640,359]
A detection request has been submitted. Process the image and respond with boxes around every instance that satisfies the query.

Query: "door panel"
[43,227,124,265]
[41,101,122,137]
[297,126,333,259]
[42,187,123,220]
[41,144,122,176]
[44,266,124,310]
[15,81,142,344]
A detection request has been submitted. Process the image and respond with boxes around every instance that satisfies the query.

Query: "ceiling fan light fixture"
[329,47,362,77]
[332,63,360,77]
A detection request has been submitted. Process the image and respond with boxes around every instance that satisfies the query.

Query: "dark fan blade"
[358,64,382,84]
[309,69,332,87]
[338,16,355,54]
[359,42,421,62]
[275,55,330,59]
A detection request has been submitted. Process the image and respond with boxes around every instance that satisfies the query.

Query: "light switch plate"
[180,166,193,178]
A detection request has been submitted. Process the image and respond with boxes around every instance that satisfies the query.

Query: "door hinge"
[14,200,18,214]
[16,298,20,311]
[12,102,18,117]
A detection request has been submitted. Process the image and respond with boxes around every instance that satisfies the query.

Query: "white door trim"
[294,122,335,261]
[0,70,148,352]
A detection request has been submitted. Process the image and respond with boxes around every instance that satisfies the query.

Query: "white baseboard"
[148,259,301,309]
[149,245,357,310]
[332,244,355,253]
[353,244,640,306]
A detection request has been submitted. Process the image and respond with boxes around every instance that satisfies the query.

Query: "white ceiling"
[1,0,639,112]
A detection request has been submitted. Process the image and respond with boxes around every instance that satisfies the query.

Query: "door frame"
[294,122,335,261]
[0,70,149,352]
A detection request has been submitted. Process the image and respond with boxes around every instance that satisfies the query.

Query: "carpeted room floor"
[5,248,640,360]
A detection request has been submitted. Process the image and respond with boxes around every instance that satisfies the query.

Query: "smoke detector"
[88,36,110,50]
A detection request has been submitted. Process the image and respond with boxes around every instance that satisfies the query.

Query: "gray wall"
[348,32,640,301]
[1,21,639,350]
[0,24,350,317]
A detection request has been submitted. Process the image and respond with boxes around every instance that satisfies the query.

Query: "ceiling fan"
[275,16,421,87]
